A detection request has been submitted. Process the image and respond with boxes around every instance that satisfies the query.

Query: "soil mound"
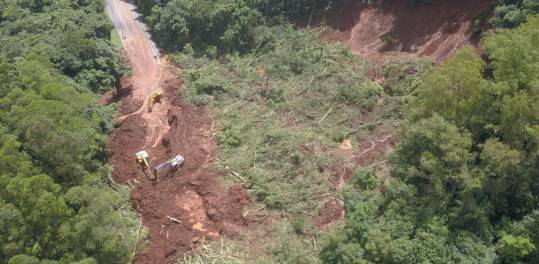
[316,0,494,62]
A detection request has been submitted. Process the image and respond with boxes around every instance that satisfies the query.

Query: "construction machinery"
[153,155,184,179]
[148,90,162,113]
[135,150,155,180]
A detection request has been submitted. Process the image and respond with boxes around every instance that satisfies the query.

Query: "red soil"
[315,0,494,62]
[104,1,498,259]
[311,0,493,227]
[105,1,250,263]
[107,68,250,264]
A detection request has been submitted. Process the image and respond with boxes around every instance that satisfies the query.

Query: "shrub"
[336,81,382,110]
[292,216,308,235]
[218,127,242,147]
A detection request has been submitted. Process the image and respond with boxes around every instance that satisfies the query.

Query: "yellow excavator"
[135,150,155,180]
[136,151,184,181]
[148,90,162,113]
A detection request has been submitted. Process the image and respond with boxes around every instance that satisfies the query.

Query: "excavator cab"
[135,150,155,180]
[136,151,149,168]
[148,90,162,113]
[153,155,184,179]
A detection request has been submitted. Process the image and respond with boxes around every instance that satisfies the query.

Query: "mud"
[107,67,250,264]
[103,1,492,260]
[315,0,494,62]
[105,1,252,262]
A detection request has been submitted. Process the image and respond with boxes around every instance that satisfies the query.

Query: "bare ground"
[105,1,250,263]
[310,0,494,227]
[314,0,494,63]
[104,0,499,261]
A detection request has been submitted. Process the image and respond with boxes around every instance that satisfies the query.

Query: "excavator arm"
[138,157,149,169]
[148,90,162,113]
[135,150,155,180]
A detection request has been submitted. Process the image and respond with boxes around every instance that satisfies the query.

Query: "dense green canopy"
[2,0,539,263]
[0,0,127,93]
[0,1,140,263]
[321,16,539,264]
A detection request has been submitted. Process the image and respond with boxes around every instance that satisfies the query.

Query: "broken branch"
[317,107,334,124]
[166,215,181,224]
[242,205,266,218]
[224,166,247,183]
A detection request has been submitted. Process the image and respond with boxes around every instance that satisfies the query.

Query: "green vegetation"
[174,26,397,214]
[172,24,426,261]
[3,0,539,263]
[156,1,539,261]
[110,29,123,49]
[145,0,260,55]
[0,0,128,93]
[161,1,539,260]
[135,0,350,22]
[0,1,142,263]
[490,0,539,28]
[133,0,355,56]
[251,0,350,18]
[320,16,539,264]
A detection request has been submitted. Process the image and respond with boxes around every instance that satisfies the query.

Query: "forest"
[321,18,539,263]
[0,1,140,263]
[136,0,539,263]
[1,0,539,263]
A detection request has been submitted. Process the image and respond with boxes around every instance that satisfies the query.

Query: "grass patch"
[177,239,246,264]
[177,217,322,264]
[175,26,382,214]
[110,29,123,49]
[172,25,428,262]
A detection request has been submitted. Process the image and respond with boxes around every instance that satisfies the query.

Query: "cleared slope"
[105,1,250,263]
[316,0,494,62]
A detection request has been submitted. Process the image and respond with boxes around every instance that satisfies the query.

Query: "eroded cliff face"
[315,0,494,62]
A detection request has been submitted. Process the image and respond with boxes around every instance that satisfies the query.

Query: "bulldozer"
[135,150,155,180]
[148,90,162,113]
[153,155,184,179]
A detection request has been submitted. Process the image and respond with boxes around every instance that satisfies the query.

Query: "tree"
[321,15,539,264]
[252,0,351,18]
[490,0,539,28]
[0,0,127,92]
[496,234,535,263]
[150,0,260,55]
[0,1,140,263]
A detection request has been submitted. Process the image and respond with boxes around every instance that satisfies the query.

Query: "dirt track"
[105,1,249,263]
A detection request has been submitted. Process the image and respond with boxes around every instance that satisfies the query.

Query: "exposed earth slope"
[105,1,249,263]
[317,0,493,62]
[104,0,497,263]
